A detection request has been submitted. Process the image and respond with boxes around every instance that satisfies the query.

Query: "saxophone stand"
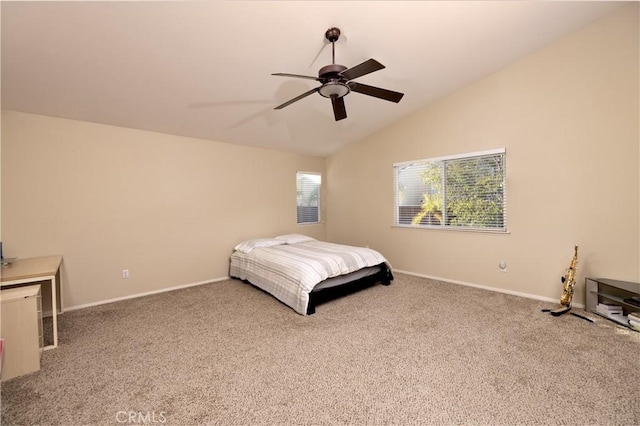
[542,306,571,316]
[541,306,594,322]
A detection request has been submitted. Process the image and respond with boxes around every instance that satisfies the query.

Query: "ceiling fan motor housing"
[319,64,347,80]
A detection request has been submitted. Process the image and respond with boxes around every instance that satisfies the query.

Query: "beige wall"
[327,5,639,305]
[2,5,637,312]
[1,111,325,308]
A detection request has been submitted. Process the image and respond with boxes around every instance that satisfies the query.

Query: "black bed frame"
[305,262,394,315]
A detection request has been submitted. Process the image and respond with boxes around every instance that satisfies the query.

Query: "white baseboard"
[60,272,583,313]
[64,276,230,312]
[393,269,585,309]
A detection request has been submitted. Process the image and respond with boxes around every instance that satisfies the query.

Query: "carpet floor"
[1,273,639,425]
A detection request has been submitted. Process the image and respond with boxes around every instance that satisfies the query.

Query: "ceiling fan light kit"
[272,27,404,121]
[318,81,350,98]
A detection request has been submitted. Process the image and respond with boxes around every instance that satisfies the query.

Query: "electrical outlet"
[499,260,507,273]
[122,269,130,279]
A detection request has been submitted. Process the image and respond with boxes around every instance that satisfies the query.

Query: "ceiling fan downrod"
[325,27,341,65]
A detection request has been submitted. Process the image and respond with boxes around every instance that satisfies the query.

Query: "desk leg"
[50,276,58,349]
[56,268,63,314]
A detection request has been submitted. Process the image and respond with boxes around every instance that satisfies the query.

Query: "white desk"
[1,255,63,349]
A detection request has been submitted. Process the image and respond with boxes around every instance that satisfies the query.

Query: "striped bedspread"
[230,241,389,315]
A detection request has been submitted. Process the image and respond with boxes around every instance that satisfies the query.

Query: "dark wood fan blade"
[331,97,347,121]
[350,82,404,103]
[339,59,385,81]
[274,87,319,110]
[272,73,320,81]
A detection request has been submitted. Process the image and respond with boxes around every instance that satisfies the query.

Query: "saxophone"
[560,245,578,307]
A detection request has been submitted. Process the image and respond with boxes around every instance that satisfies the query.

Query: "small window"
[394,149,506,231]
[297,172,321,224]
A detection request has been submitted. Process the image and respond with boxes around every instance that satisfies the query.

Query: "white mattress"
[229,240,389,315]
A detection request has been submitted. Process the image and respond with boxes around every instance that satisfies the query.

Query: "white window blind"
[297,172,321,224]
[394,149,506,231]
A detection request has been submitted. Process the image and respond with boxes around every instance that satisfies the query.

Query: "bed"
[229,234,393,315]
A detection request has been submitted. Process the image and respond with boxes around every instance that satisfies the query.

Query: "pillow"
[234,238,285,254]
[275,234,317,244]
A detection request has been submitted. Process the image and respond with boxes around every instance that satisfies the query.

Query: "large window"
[297,172,321,224]
[394,149,506,231]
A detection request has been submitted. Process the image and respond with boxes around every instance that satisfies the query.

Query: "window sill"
[392,224,510,235]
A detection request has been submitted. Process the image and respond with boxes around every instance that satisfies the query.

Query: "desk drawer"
[1,285,43,380]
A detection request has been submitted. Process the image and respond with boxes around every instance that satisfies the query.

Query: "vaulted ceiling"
[1,1,624,157]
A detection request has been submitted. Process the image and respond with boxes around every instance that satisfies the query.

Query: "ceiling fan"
[272,27,404,121]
